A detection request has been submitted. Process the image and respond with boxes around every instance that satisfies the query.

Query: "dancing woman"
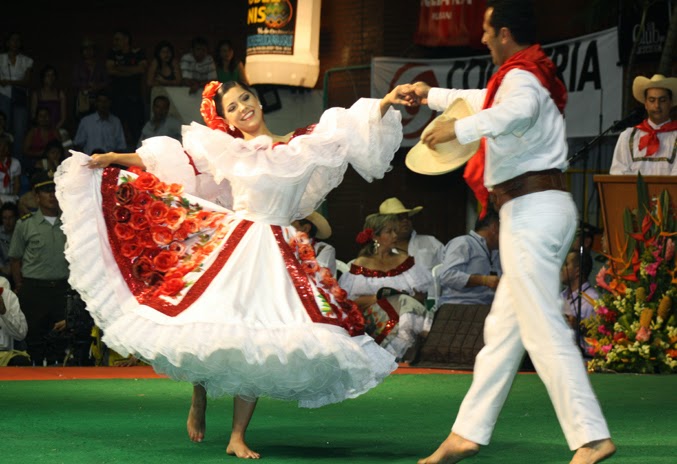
[55,80,410,458]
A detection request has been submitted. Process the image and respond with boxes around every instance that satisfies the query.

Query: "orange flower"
[113,205,131,223]
[132,171,158,191]
[129,191,154,212]
[165,207,187,230]
[666,349,677,358]
[195,210,213,228]
[114,223,136,241]
[153,250,180,273]
[129,212,150,231]
[298,244,315,261]
[156,277,185,297]
[330,284,347,302]
[146,200,170,224]
[152,181,169,197]
[301,260,319,275]
[151,225,174,246]
[120,240,142,258]
[168,183,184,196]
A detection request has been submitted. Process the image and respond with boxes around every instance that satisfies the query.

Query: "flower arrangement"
[585,175,677,373]
[112,167,229,299]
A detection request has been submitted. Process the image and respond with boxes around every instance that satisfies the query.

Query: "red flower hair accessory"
[200,81,243,138]
[356,228,374,245]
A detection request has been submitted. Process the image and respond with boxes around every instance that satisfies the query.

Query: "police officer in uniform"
[9,170,69,365]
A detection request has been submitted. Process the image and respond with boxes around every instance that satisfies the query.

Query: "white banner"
[371,28,622,147]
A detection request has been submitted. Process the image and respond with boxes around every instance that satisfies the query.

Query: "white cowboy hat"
[379,197,423,216]
[632,74,677,105]
[305,211,332,240]
[405,98,481,176]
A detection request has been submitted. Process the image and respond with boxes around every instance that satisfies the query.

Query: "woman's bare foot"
[570,439,616,464]
[418,432,480,464]
[227,437,261,459]
[187,385,207,443]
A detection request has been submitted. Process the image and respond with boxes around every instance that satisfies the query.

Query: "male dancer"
[407,1,615,462]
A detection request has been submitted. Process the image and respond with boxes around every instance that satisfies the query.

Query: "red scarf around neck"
[0,158,11,188]
[635,119,677,156]
[463,44,567,218]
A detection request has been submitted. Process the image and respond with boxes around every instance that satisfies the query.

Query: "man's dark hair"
[153,95,170,106]
[570,249,593,281]
[487,0,536,46]
[0,201,18,217]
[191,36,209,49]
[474,206,499,231]
[297,218,318,238]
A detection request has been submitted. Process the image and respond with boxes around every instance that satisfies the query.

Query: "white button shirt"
[609,119,677,175]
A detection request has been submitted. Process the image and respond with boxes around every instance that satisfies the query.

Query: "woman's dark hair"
[42,139,65,160]
[215,39,238,73]
[214,81,258,118]
[486,0,535,46]
[39,65,58,84]
[153,40,175,64]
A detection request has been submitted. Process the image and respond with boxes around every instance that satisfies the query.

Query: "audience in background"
[36,139,67,174]
[106,29,147,150]
[72,38,109,122]
[22,106,61,171]
[0,136,21,203]
[180,36,217,95]
[379,197,443,295]
[31,65,67,130]
[0,276,31,366]
[339,213,432,362]
[560,249,598,356]
[0,32,33,157]
[437,207,501,307]
[137,95,181,147]
[0,111,14,145]
[215,39,249,85]
[0,202,18,282]
[73,91,126,155]
[147,40,182,88]
[291,211,336,276]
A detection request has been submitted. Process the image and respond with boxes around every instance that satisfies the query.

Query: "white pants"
[452,190,610,450]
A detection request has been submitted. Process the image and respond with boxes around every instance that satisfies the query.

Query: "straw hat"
[405,98,481,175]
[632,74,677,105]
[379,197,423,217]
[305,211,332,240]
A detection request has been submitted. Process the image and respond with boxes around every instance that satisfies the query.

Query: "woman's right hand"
[87,153,117,169]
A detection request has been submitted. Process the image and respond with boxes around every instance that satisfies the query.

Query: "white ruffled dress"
[55,99,402,408]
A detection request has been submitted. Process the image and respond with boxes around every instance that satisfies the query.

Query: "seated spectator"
[0,202,18,281]
[379,197,443,295]
[438,207,501,307]
[216,39,249,85]
[31,65,67,130]
[36,139,67,174]
[0,275,31,366]
[0,135,21,202]
[560,249,598,355]
[291,211,336,276]
[0,31,33,156]
[72,38,109,122]
[9,170,69,366]
[147,40,182,88]
[22,106,61,170]
[73,91,126,155]
[138,95,181,147]
[180,36,217,95]
[338,213,432,361]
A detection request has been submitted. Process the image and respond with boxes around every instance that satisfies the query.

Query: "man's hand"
[421,116,457,148]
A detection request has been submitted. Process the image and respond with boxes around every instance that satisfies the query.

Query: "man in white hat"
[292,211,336,276]
[406,1,615,463]
[378,197,443,294]
[609,74,677,175]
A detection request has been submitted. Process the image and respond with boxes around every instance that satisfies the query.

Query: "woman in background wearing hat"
[55,80,412,458]
[339,213,432,361]
[292,210,336,276]
[610,74,677,175]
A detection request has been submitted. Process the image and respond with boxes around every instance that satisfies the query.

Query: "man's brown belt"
[490,169,567,211]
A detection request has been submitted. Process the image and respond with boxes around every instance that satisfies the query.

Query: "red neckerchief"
[463,44,567,218]
[635,119,677,156]
[0,157,11,188]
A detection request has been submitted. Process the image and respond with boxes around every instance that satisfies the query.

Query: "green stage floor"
[2,372,676,463]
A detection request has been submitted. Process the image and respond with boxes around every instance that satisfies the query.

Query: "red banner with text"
[415,0,487,47]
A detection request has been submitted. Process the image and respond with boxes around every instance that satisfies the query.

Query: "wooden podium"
[594,175,677,257]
